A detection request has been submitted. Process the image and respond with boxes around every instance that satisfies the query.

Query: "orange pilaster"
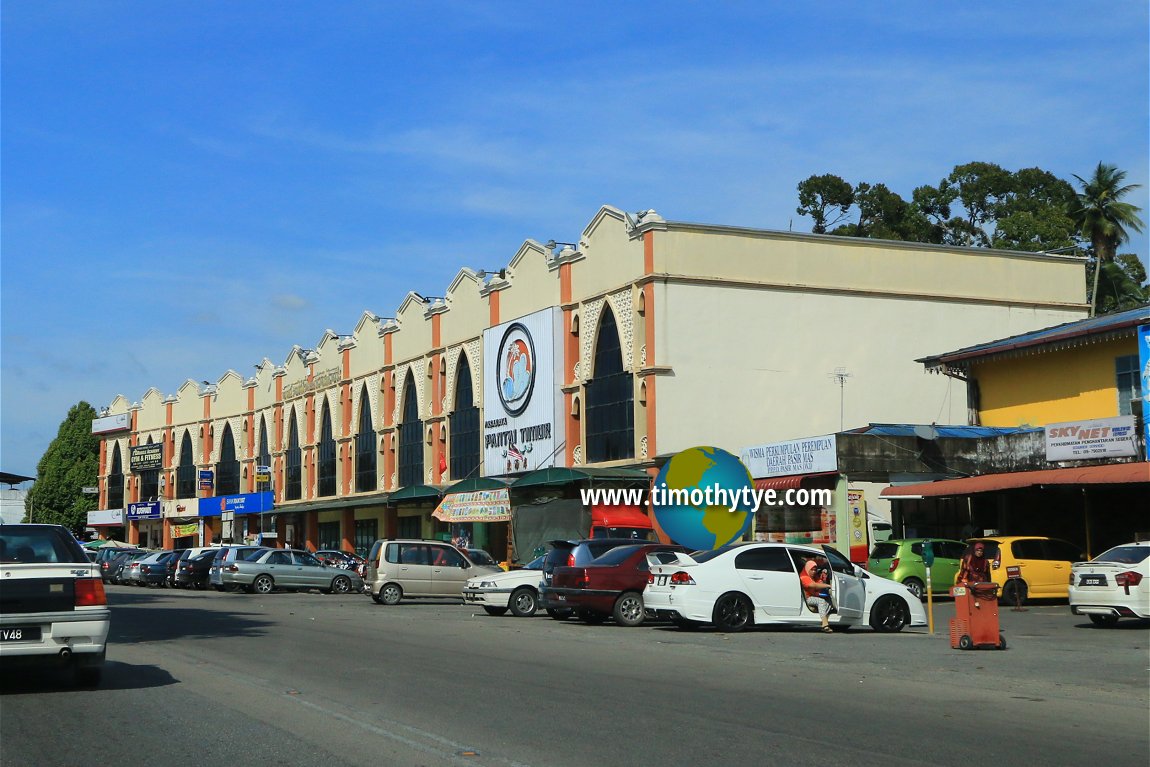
[341,509,355,552]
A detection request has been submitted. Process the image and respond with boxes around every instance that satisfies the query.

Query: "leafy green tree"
[796,174,854,234]
[25,402,100,534]
[1086,252,1149,314]
[1069,162,1145,315]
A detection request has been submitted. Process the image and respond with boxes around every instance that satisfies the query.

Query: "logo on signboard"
[496,322,536,417]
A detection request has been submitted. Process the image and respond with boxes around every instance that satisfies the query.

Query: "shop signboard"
[433,488,512,523]
[129,443,164,472]
[199,470,214,490]
[740,434,838,478]
[91,412,130,434]
[1044,416,1137,461]
[481,307,564,475]
[171,523,199,538]
[197,492,273,518]
[127,501,161,520]
[86,508,124,526]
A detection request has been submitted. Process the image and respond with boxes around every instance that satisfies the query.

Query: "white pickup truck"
[0,524,111,686]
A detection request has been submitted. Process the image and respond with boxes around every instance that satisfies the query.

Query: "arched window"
[286,413,302,501]
[449,354,480,480]
[176,432,196,497]
[317,401,336,497]
[139,437,160,500]
[216,424,240,496]
[107,444,125,510]
[398,372,423,487]
[355,387,377,492]
[585,307,634,463]
[257,416,271,492]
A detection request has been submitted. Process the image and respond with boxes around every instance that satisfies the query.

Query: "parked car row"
[375,537,929,634]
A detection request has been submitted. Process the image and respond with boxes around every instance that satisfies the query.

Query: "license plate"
[1080,574,1107,586]
[657,575,668,586]
[1,627,42,642]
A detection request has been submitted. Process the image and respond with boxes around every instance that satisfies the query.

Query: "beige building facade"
[92,206,1089,559]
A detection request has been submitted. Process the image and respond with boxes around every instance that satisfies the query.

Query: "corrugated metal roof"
[917,304,1148,368]
[844,424,1040,438]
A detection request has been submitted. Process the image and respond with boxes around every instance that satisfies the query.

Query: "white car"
[0,524,110,686]
[1069,541,1150,627]
[644,542,927,633]
[463,556,545,617]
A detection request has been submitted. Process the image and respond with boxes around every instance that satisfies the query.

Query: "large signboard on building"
[127,501,161,520]
[740,435,838,478]
[197,492,273,518]
[1045,416,1138,461]
[87,508,125,527]
[129,443,163,472]
[482,307,564,475]
[91,413,130,434]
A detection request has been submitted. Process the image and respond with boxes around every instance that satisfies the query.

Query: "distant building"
[91,206,1089,560]
[0,487,28,525]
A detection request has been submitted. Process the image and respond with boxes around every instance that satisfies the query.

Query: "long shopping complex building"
[89,206,1090,561]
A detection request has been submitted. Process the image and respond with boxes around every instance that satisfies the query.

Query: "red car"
[545,543,690,626]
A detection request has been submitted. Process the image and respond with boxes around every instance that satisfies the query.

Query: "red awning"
[753,472,838,492]
[590,504,651,528]
[881,462,1150,499]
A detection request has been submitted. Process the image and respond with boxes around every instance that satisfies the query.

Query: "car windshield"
[589,545,644,566]
[1094,546,1150,565]
[870,542,899,559]
[523,556,544,570]
[467,549,498,566]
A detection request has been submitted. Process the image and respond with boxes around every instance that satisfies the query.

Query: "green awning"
[388,484,447,502]
[444,476,512,495]
[510,466,650,489]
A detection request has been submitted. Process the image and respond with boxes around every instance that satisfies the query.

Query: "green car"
[868,538,966,599]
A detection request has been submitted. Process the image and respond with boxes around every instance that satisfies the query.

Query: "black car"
[105,550,147,585]
[165,548,189,587]
[139,551,180,586]
[99,548,143,583]
[176,551,215,590]
[539,538,649,620]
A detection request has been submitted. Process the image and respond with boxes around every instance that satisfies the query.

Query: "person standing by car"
[957,542,992,585]
[800,558,833,633]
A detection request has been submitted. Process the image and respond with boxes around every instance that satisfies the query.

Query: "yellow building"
[918,304,1148,427]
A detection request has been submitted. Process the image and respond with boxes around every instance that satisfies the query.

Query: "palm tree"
[1069,163,1144,316]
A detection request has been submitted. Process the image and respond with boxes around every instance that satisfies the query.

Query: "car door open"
[823,545,865,619]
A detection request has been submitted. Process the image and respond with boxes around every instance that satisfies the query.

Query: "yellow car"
[968,536,1086,603]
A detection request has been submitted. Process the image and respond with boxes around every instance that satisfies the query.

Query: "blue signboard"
[197,492,274,518]
[198,470,214,490]
[127,501,161,520]
[1139,324,1150,458]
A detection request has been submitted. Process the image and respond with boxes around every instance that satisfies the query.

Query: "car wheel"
[331,576,353,594]
[869,595,910,632]
[998,634,1008,650]
[380,583,403,606]
[902,577,925,600]
[712,592,752,633]
[1001,579,1028,605]
[509,587,538,618]
[613,592,645,627]
[483,606,508,616]
[253,575,275,595]
[1089,613,1119,627]
[547,608,572,621]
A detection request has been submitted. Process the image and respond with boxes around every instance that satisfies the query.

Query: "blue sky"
[2,2,1148,478]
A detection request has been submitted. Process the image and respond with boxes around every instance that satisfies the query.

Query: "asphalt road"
[3,586,1147,767]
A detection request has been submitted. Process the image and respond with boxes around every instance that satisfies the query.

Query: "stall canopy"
[752,472,839,492]
[510,466,649,489]
[881,462,1150,499]
[388,484,447,503]
[590,504,650,529]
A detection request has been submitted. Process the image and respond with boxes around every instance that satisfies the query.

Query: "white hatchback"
[1068,541,1150,626]
[644,542,927,633]
[463,556,545,617]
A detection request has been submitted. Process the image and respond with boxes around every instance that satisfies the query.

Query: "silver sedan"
[227,548,364,595]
